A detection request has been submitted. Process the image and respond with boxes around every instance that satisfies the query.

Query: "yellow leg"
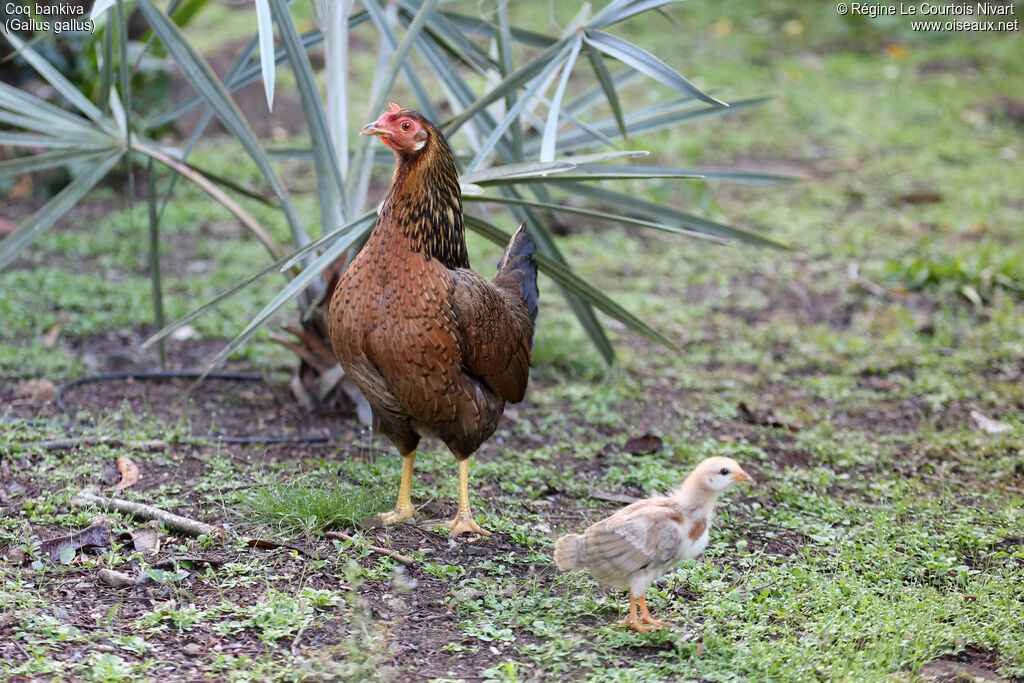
[380,451,417,524]
[443,458,490,537]
[619,591,660,632]
[638,595,665,628]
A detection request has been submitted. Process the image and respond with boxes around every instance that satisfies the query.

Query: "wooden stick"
[324,530,415,567]
[70,488,221,538]
[590,489,641,505]
[290,615,314,656]
[4,437,167,452]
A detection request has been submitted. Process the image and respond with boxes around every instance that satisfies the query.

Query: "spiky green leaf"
[584,43,629,139]
[0,150,124,271]
[465,216,676,352]
[541,35,583,163]
[583,29,726,107]
[254,0,276,109]
[136,0,309,248]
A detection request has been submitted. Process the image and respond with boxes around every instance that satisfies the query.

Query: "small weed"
[294,622,395,682]
[885,239,1024,305]
[235,590,312,642]
[243,473,391,534]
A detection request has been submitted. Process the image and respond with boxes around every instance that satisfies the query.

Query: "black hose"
[55,370,263,417]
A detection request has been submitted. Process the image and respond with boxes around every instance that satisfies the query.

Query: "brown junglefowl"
[554,457,752,631]
[328,104,538,537]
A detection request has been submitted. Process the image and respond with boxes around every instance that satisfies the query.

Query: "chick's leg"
[443,458,490,537]
[380,451,417,524]
[618,591,639,628]
[619,591,660,633]
[637,595,665,628]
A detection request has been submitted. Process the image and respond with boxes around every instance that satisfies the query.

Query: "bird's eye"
[400,121,412,132]
[719,468,730,475]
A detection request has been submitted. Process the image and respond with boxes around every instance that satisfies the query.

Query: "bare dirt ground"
[2,321,1018,681]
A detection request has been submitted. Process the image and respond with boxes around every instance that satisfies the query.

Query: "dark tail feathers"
[494,223,539,324]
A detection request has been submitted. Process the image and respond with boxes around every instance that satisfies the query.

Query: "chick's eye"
[719,468,730,475]
[400,121,412,132]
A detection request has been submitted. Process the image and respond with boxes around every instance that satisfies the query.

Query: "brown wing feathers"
[328,107,537,459]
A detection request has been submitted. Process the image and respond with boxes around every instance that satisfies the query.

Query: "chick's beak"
[732,470,753,483]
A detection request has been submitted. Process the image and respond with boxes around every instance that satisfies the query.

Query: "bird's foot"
[635,595,666,628]
[619,616,663,633]
[379,505,417,524]
[443,515,491,537]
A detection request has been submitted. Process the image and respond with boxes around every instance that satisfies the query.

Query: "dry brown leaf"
[8,175,32,199]
[245,538,316,558]
[39,522,111,563]
[131,521,161,555]
[16,379,56,403]
[105,457,141,491]
[153,554,229,568]
[40,313,69,348]
[737,401,802,432]
[359,516,384,530]
[894,190,943,205]
[885,44,907,60]
[0,217,14,237]
[622,434,664,455]
[711,18,731,38]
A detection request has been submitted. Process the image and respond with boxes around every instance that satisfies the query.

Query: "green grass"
[244,473,393,534]
[3,0,1024,680]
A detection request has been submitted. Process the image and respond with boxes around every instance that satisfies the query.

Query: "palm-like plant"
[0,0,790,413]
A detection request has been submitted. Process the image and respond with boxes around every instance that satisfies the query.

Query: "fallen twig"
[70,488,222,538]
[291,614,314,656]
[589,489,641,505]
[3,436,167,452]
[846,261,890,298]
[324,530,415,567]
[737,401,802,432]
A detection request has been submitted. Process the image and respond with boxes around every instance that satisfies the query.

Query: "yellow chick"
[554,456,752,632]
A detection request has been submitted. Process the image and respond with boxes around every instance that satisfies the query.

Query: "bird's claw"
[379,506,417,524]
[619,617,663,633]
[443,515,491,537]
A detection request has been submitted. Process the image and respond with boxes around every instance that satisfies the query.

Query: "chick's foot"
[618,616,663,633]
[637,596,666,628]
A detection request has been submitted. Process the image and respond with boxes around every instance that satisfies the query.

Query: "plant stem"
[324,530,415,567]
[132,140,286,260]
[146,158,166,369]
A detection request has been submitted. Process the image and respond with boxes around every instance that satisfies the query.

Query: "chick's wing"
[579,501,686,584]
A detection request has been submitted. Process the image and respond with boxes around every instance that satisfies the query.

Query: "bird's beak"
[359,120,387,137]
[732,470,753,483]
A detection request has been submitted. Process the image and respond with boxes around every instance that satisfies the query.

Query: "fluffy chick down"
[554,456,751,599]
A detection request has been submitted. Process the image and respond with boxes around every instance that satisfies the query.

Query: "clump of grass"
[244,473,391,534]
[885,239,1024,305]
